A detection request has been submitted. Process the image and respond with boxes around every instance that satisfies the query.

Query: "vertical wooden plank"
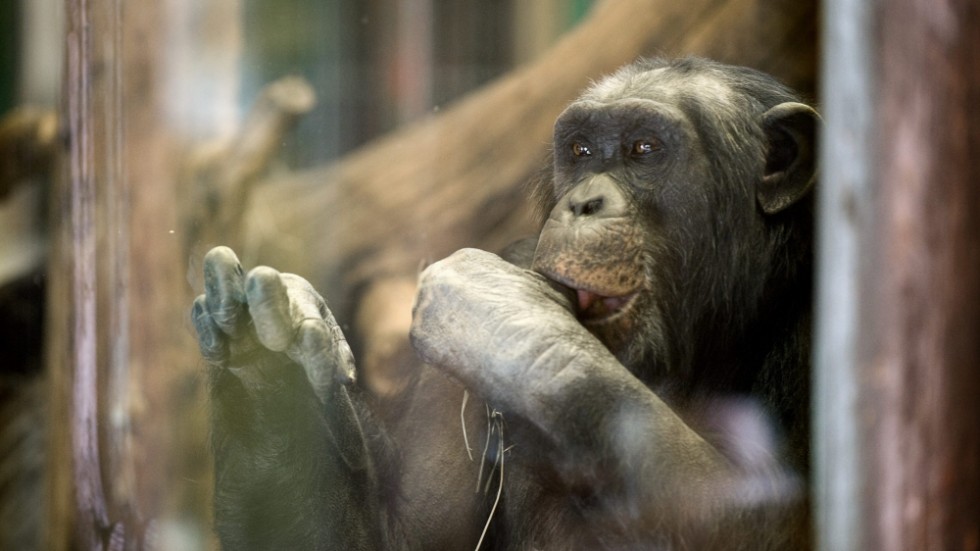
[50,0,207,548]
[49,2,111,547]
[873,0,980,548]
[818,0,980,549]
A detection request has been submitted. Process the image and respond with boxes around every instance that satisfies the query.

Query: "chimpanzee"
[192,57,818,550]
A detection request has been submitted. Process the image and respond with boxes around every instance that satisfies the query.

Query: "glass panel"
[0,1,828,549]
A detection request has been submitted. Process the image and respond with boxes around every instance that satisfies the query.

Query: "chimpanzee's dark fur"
[194,57,817,550]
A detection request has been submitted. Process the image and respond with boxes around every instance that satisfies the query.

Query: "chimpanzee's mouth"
[533,266,641,325]
[573,289,638,324]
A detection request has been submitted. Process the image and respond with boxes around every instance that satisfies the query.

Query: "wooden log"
[182,76,316,257]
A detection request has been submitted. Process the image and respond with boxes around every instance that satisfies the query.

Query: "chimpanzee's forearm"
[208,359,382,551]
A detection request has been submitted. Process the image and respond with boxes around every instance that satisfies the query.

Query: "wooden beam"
[49,0,221,548]
[816,0,980,549]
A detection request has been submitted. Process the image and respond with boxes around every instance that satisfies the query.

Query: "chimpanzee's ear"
[757,102,820,215]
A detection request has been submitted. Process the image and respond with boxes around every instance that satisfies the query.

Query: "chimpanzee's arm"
[410,248,802,539]
[192,247,382,550]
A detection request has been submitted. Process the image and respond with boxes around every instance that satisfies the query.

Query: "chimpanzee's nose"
[565,174,624,219]
[570,196,605,217]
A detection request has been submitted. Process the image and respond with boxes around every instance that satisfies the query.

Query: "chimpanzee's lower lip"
[532,267,640,323]
[576,290,639,324]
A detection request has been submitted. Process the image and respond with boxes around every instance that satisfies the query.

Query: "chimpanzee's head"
[531,58,818,381]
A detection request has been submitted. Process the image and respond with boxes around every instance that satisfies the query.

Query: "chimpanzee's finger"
[280,274,357,398]
[192,294,228,364]
[203,246,248,337]
[245,266,294,352]
[290,319,333,402]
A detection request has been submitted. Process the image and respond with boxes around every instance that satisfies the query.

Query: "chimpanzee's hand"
[410,248,613,414]
[191,246,355,403]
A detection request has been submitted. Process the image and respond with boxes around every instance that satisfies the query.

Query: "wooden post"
[49,0,197,548]
[816,0,980,549]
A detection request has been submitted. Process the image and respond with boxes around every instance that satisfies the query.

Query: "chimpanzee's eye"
[631,139,662,156]
[571,142,592,157]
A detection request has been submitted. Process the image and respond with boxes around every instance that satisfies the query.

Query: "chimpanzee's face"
[531,63,817,375]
